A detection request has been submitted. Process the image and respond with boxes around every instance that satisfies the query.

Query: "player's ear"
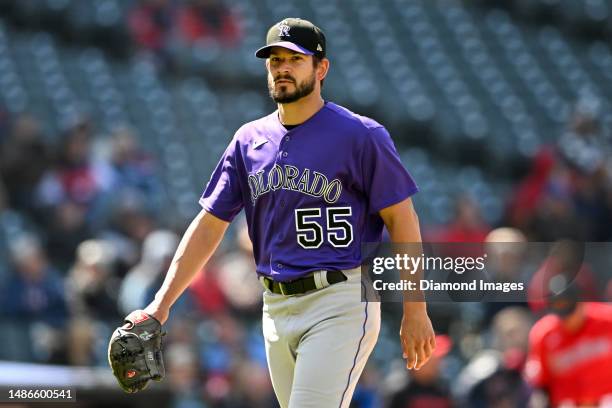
[317,58,330,82]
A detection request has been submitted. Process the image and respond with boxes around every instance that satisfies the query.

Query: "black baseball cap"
[255,18,326,59]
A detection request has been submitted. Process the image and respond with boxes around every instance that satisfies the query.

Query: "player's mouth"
[275,78,294,84]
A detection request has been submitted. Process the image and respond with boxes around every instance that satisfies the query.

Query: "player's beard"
[268,70,316,104]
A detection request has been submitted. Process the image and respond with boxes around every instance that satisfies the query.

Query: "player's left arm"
[524,320,552,405]
[379,197,436,370]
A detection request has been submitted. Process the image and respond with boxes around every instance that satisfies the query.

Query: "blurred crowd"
[506,97,612,243]
[127,0,242,70]
[0,1,612,407]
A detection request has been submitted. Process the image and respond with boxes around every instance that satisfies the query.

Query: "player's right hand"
[143,302,170,325]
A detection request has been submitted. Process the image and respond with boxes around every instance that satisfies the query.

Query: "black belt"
[262,270,347,296]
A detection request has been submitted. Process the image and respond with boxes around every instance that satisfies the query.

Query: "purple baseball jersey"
[200,102,418,281]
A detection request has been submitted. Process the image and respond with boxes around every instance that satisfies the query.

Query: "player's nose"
[274,59,292,73]
[275,69,290,79]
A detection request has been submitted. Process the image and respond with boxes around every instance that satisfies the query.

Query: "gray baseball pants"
[261,266,381,408]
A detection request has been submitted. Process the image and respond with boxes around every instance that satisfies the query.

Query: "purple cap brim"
[255,41,314,58]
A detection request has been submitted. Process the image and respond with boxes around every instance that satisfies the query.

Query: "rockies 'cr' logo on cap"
[278,22,291,37]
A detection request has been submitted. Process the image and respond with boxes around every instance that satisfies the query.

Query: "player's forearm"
[383,200,434,370]
[380,198,427,311]
[150,210,229,311]
[384,205,422,243]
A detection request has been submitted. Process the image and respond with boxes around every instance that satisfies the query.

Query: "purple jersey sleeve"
[199,138,244,222]
[361,126,419,213]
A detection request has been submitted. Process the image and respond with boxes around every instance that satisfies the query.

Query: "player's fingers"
[414,342,428,370]
[401,335,410,358]
[418,341,433,370]
[425,337,436,356]
[404,346,418,370]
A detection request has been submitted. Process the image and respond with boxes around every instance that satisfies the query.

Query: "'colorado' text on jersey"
[200,102,418,281]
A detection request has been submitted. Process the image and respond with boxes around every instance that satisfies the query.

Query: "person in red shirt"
[175,0,241,47]
[525,299,612,407]
[128,0,174,52]
[426,195,491,244]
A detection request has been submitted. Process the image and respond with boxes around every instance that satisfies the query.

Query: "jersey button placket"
[274,132,290,274]
[278,135,289,204]
[278,130,290,162]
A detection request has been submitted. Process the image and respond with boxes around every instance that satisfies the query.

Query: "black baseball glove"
[108,310,166,393]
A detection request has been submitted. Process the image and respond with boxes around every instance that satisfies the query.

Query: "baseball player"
[525,298,612,407]
[139,18,435,407]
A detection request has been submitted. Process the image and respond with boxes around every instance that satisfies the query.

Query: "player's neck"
[561,305,586,333]
[277,92,324,126]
